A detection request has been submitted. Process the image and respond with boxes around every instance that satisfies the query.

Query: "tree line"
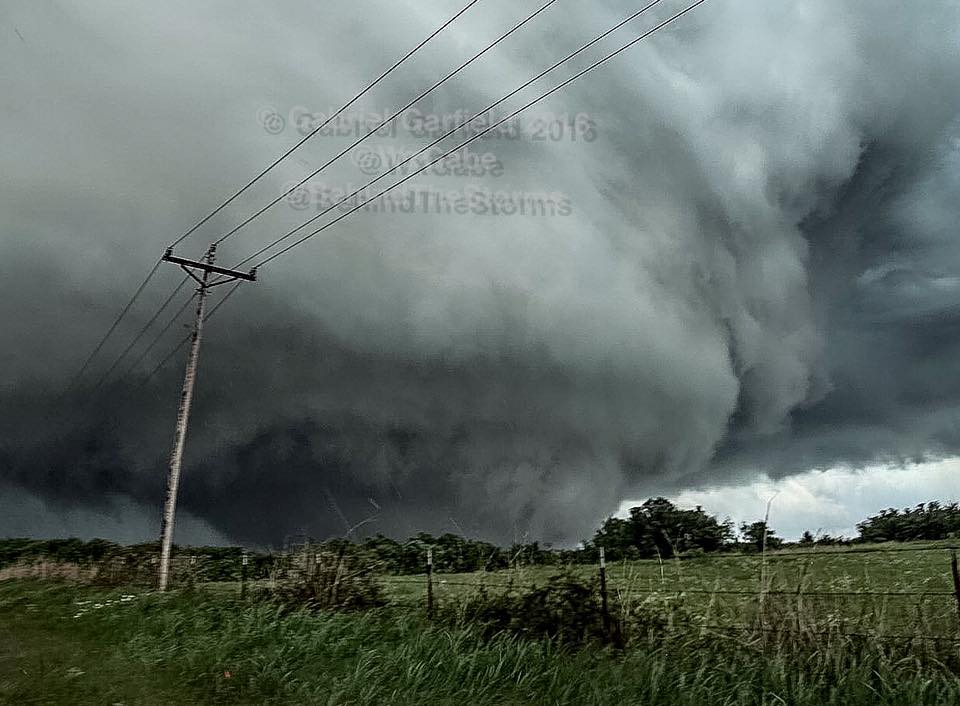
[3,499,960,577]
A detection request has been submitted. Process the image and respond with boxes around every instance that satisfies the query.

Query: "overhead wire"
[250,0,707,268]
[209,0,563,248]
[122,290,198,381]
[91,275,191,390]
[158,0,707,363]
[98,0,708,383]
[75,0,483,388]
[141,281,244,383]
[167,0,483,250]
[69,258,162,387]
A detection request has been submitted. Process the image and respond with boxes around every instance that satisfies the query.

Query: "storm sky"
[3,0,960,548]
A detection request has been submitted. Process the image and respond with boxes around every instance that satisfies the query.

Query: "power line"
[155,0,697,341]
[240,0,652,265]
[85,0,684,386]
[167,0,482,250]
[252,0,707,268]
[75,3,481,390]
[121,289,198,381]
[91,275,191,390]
[142,281,244,383]
[210,0,563,249]
[70,258,162,387]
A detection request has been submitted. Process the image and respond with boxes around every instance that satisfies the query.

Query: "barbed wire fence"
[152,541,960,645]
[372,544,960,645]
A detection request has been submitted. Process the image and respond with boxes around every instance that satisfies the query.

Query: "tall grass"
[3,580,960,705]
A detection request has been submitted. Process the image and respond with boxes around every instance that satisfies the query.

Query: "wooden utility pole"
[157,245,256,592]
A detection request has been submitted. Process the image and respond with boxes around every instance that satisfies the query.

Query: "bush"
[266,548,386,612]
[444,573,610,646]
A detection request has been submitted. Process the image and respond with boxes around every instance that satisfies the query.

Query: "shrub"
[444,573,609,646]
[266,548,386,612]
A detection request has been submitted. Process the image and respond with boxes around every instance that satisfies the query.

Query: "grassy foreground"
[2,580,960,705]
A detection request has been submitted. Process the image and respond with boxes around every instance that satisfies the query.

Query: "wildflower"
[223,671,232,679]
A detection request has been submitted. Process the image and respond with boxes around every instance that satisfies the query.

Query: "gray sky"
[3,0,960,548]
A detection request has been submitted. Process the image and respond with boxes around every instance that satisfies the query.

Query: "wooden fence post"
[950,550,960,626]
[240,551,248,599]
[426,547,434,620]
[795,562,808,635]
[599,547,610,639]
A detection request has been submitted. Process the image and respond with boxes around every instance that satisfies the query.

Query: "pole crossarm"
[163,249,257,282]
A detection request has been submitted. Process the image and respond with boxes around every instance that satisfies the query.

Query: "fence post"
[795,562,808,635]
[426,547,434,620]
[599,546,610,639]
[240,551,248,599]
[950,550,960,626]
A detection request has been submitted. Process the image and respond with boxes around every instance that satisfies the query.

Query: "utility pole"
[157,244,256,591]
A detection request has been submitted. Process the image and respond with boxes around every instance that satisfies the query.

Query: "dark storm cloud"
[3,0,960,546]
[710,137,960,481]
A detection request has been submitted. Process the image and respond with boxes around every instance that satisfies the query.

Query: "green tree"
[739,521,782,552]
[857,502,960,543]
[589,498,735,559]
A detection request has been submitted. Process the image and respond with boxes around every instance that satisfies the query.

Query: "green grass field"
[382,541,960,639]
[3,542,960,705]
